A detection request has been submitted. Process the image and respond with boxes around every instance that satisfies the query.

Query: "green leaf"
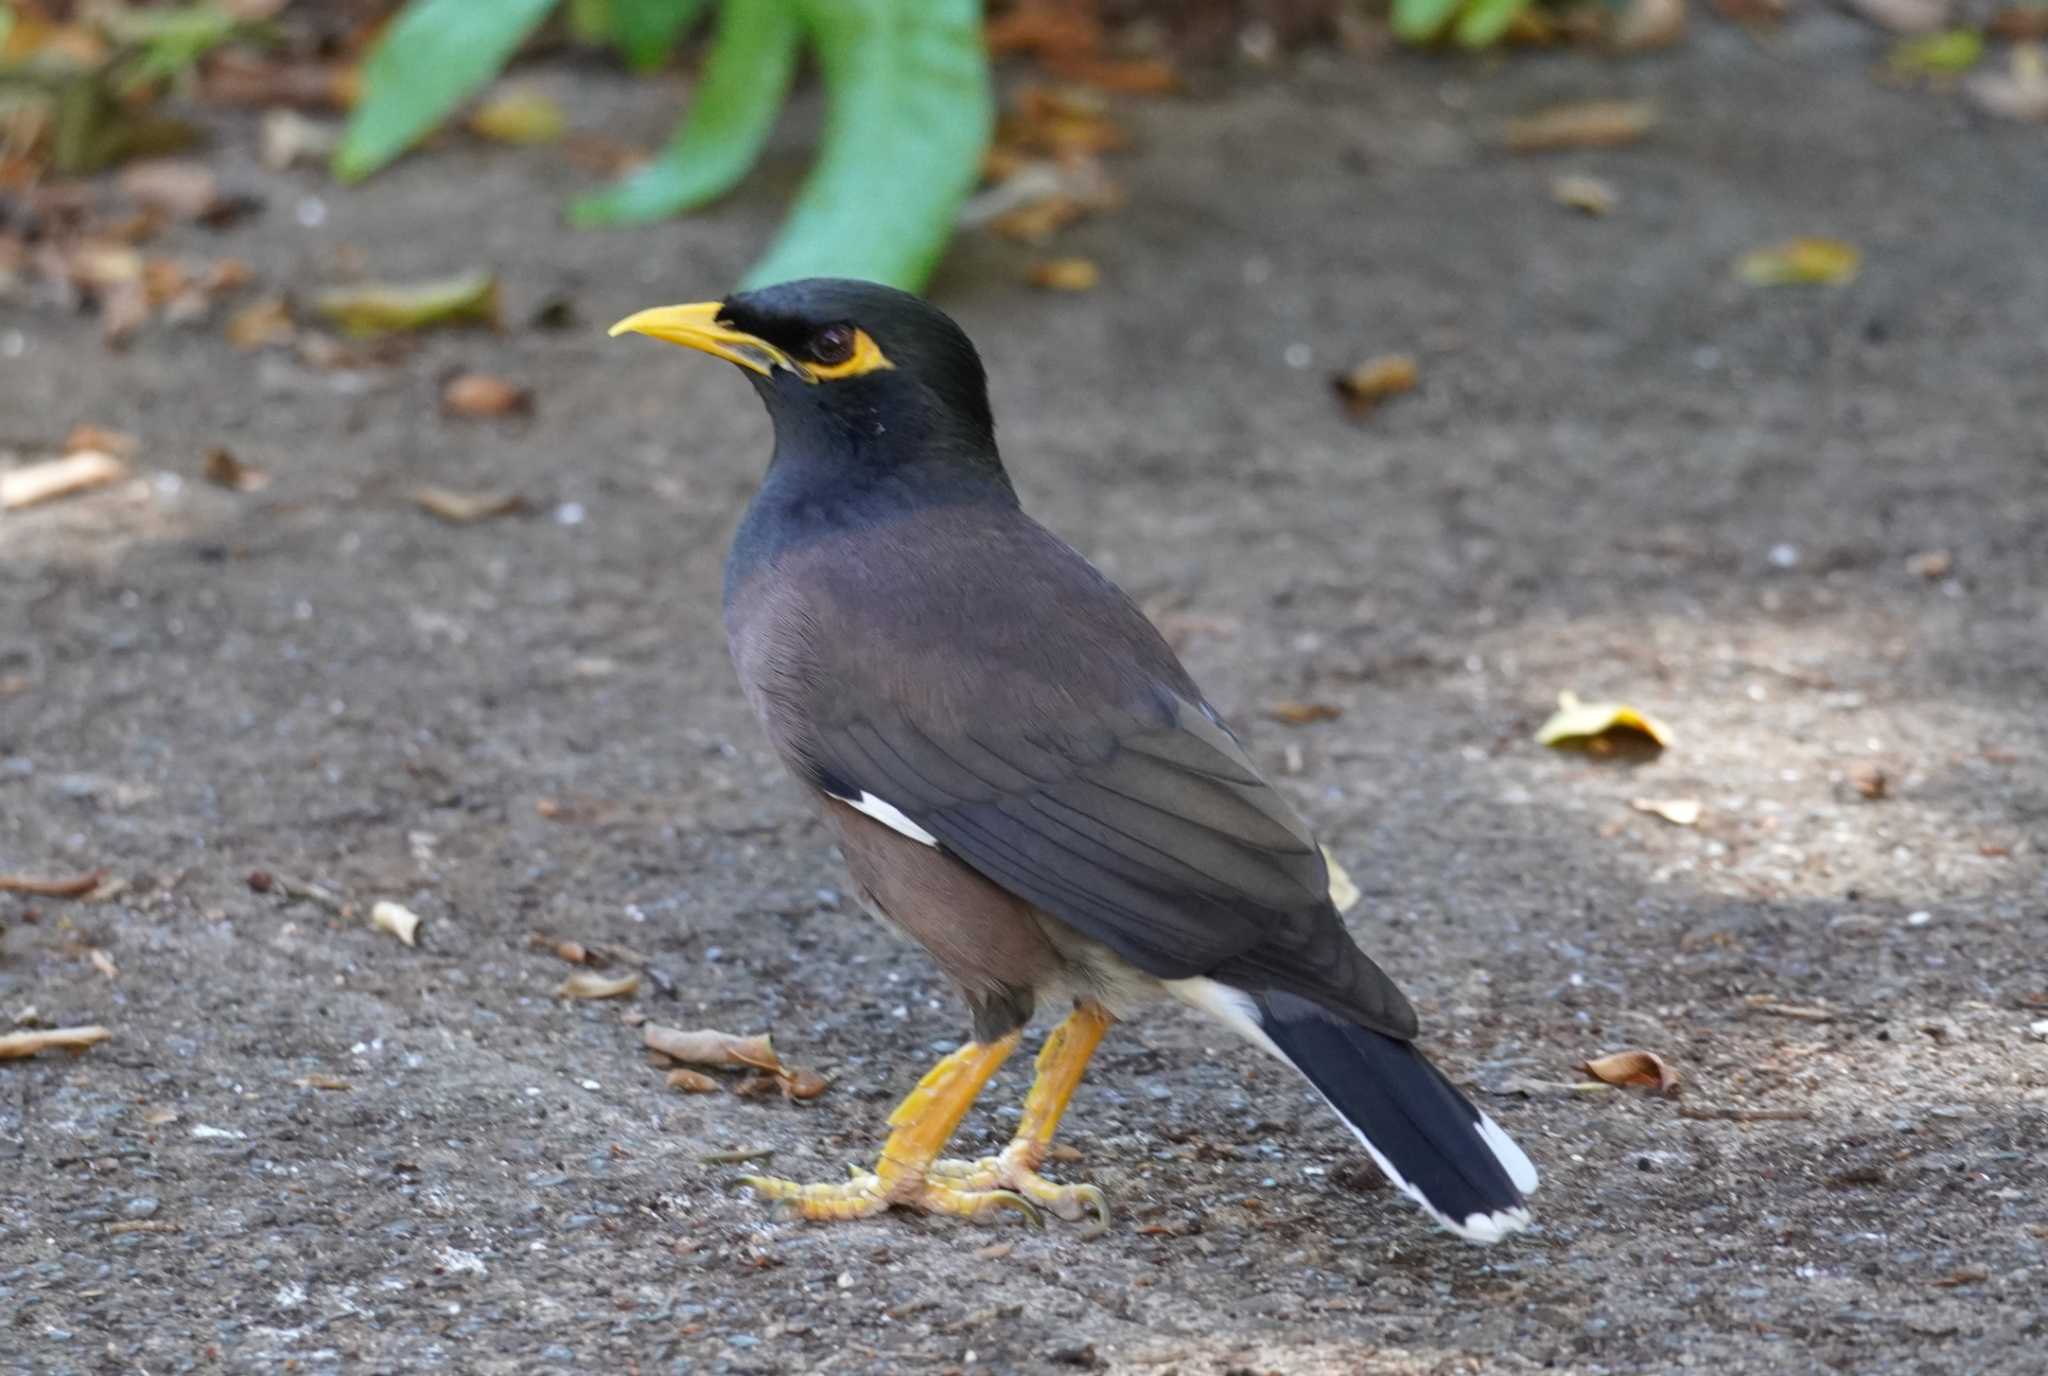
[1391,0,1464,43]
[1453,0,1528,47]
[742,0,992,292]
[333,0,559,183]
[569,0,801,227]
[611,0,708,72]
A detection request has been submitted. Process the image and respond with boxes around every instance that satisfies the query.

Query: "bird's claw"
[928,1147,1112,1237]
[737,1168,1045,1229]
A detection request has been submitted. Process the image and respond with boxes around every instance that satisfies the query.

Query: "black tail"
[1256,989,1537,1243]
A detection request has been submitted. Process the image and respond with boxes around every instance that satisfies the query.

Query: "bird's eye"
[810,324,857,366]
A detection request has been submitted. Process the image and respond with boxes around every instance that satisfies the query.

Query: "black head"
[610,277,997,467]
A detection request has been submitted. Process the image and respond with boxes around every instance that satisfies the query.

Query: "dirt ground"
[4,16,2047,1376]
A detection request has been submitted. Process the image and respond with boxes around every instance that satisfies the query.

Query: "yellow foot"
[928,1144,1111,1237]
[739,1168,1044,1228]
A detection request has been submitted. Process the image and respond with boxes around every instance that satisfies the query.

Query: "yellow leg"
[741,1033,1041,1227]
[928,1003,1114,1235]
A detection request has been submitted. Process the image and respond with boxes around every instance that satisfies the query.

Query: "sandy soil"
[3,16,2045,1375]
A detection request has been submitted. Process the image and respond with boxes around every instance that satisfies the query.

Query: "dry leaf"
[369,900,421,947]
[986,195,1090,243]
[1630,797,1702,826]
[1551,173,1619,215]
[88,948,119,980]
[0,1025,111,1060]
[0,869,106,897]
[1735,238,1861,287]
[781,1067,830,1100]
[1266,701,1343,726]
[468,87,566,145]
[65,424,138,458]
[1580,1049,1680,1095]
[1611,0,1688,49]
[1,452,130,511]
[1504,100,1658,153]
[441,372,532,418]
[538,937,589,964]
[666,1067,720,1094]
[1332,354,1419,414]
[202,447,270,491]
[225,296,296,349]
[117,159,222,220]
[261,109,338,170]
[1849,762,1889,800]
[643,1025,782,1072]
[410,486,526,524]
[1028,257,1100,291]
[292,1074,353,1090]
[1967,43,2048,121]
[1000,86,1129,158]
[1322,847,1360,913]
[1535,691,1674,751]
[557,970,640,1000]
[311,269,500,338]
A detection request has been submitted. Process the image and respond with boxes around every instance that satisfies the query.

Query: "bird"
[609,278,1537,1244]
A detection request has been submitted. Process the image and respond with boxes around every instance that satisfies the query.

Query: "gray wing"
[746,510,1419,1040]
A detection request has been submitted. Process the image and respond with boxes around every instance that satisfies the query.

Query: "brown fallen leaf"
[665,1067,720,1093]
[1001,85,1129,158]
[88,948,118,980]
[1504,100,1659,153]
[410,486,526,525]
[311,269,500,338]
[0,1025,111,1060]
[1630,797,1702,827]
[556,970,640,1000]
[1551,173,1619,215]
[2,451,130,511]
[1932,1268,1990,1289]
[1735,237,1860,287]
[1580,1049,1681,1095]
[0,869,107,897]
[468,86,566,145]
[224,296,296,350]
[64,423,138,458]
[1849,762,1889,800]
[1266,701,1343,726]
[1536,691,1673,752]
[643,1025,781,1072]
[1028,257,1100,292]
[202,446,271,492]
[781,1067,830,1100]
[441,372,532,418]
[531,934,590,964]
[986,195,1091,244]
[369,900,421,947]
[292,1074,353,1091]
[1332,354,1419,416]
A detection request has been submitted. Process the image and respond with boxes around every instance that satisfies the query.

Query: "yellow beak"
[606,301,798,378]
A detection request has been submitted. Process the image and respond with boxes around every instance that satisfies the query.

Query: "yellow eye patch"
[805,328,894,382]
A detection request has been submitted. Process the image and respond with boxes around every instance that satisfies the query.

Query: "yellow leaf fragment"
[556,970,641,1000]
[1551,173,1619,216]
[1887,30,1984,77]
[1322,847,1360,913]
[1536,691,1673,751]
[311,269,500,338]
[1027,257,1100,291]
[369,900,421,947]
[0,1025,111,1060]
[1504,100,1658,153]
[643,1025,781,1073]
[1580,1049,1680,1095]
[468,87,566,145]
[1630,797,1702,826]
[1,451,130,511]
[410,486,525,524]
[1735,238,1860,287]
[1331,354,1419,415]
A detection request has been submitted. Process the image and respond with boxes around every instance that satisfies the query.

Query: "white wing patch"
[840,791,938,847]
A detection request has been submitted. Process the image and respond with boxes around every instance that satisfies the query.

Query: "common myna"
[610,279,1537,1243]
